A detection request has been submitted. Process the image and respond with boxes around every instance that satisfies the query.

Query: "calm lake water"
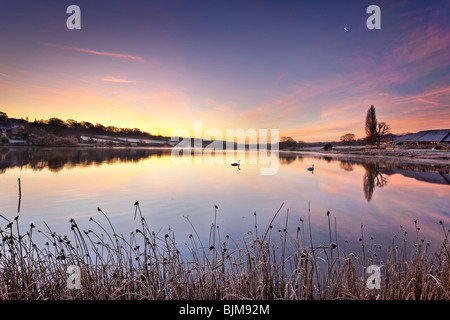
[0,147,449,255]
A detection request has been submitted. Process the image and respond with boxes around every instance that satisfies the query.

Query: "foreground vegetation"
[0,203,448,300]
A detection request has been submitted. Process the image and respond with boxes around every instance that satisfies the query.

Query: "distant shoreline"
[283,147,450,166]
[3,144,450,165]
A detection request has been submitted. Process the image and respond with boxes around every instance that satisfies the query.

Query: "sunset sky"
[0,0,449,142]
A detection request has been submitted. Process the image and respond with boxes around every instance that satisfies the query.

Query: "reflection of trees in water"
[0,148,171,174]
[321,157,388,202]
[339,161,354,172]
[279,154,302,165]
[3,149,446,203]
[277,154,390,202]
[362,163,388,202]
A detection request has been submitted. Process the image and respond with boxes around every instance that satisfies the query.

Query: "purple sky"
[0,0,449,141]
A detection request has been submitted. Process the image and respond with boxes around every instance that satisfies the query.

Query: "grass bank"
[289,147,450,167]
[0,203,448,300]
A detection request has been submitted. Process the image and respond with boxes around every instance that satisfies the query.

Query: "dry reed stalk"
[0,204,448,300]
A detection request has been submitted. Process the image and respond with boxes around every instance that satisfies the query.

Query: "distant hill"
[0,112,175,147]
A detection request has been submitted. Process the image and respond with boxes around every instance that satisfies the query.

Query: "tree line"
[5,106,391,148]
[27,117,165,140]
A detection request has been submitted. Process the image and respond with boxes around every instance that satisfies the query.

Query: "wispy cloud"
[42,42,144,62]
[241,20,450,141]
[389,24,450,67]
[0,73,9,78]
[101,77,135,84]
[205,98,236,114]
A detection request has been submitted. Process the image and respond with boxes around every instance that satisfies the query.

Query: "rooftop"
[393,129,450,144]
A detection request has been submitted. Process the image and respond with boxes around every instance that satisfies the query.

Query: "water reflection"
[0,147,172,173]
[362,163,389,202]
[279,154,301,165]
[357,160,448,202]
[339,161,354,171]
[0,147,448,254]
[381,166,450,185]
[1,147,449,204]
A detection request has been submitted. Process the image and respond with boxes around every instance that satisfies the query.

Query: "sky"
[0,0,449,142]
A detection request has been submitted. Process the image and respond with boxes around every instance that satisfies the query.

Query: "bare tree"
[47,118,67,128]
[375,121,390,147]
[66,119,82,129]
[279,136,298,149]
[340,133,356,145]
